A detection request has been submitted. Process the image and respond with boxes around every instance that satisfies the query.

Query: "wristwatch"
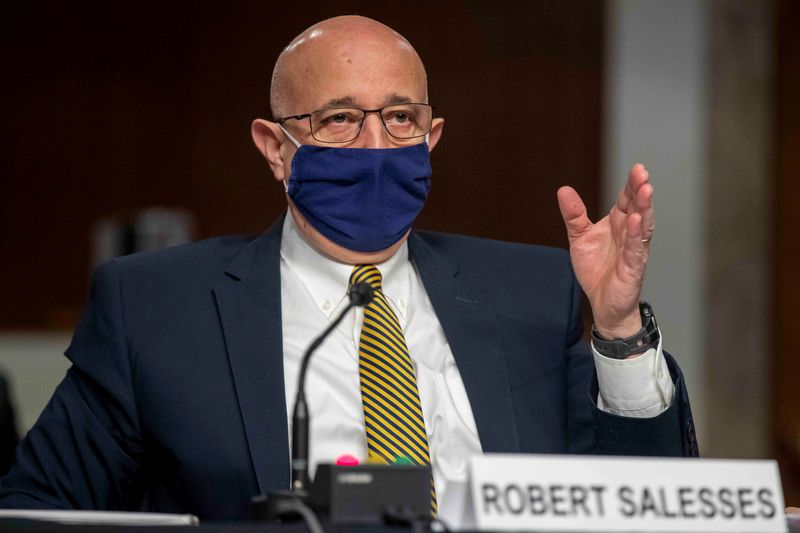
[591,301,660,359]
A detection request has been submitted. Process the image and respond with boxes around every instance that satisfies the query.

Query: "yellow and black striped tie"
[350,264,437,515]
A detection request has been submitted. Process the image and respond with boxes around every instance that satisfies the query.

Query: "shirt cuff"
[592,330,675,418]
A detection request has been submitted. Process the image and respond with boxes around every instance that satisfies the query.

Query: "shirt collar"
[280,210,411,320]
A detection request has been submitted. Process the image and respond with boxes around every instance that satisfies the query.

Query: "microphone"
[291,281,374,492]
[253,280,432,527]
[348,281,374,307]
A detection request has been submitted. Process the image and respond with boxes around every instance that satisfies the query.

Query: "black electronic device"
[309,463,432,525]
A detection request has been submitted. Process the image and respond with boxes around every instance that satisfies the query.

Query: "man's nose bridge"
[360,112,388,147]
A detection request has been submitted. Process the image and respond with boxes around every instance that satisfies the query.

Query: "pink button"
[335,454,360,466]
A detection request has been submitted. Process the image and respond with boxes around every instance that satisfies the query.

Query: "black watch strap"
[591,301,660,359]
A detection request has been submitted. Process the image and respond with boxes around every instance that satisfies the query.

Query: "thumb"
[557,186,592,244]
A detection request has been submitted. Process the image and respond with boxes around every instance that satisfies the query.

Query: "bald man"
[0,16,696,521]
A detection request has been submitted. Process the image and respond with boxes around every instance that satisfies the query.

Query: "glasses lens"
[381,104,432,139]
[310,108,364,143]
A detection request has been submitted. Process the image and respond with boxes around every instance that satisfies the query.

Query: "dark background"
[0,0,603,329]
[775,0,800,508]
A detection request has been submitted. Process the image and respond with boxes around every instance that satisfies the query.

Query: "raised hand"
[556,164,654,339]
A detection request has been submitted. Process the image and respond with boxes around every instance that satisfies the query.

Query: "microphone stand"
[252,282,374,526]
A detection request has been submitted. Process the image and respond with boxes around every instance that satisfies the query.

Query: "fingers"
[636,182,655,242]
[557,186,592,245]
[625,212,643,248]
[615,164,654,243]
[615,163,649,214]
[621,212,648,275]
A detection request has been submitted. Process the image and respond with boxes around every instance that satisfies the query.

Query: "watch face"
[640,301,656,324]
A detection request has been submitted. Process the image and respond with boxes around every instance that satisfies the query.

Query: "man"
[0,16,696,520]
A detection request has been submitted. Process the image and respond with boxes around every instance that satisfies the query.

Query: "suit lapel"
[214,216,289,495]
[408,232,520,453]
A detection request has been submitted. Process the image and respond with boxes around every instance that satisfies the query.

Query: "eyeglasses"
[275,103,433,144]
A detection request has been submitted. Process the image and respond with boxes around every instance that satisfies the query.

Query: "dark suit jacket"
[0,375,19,477]
[0,215,698,520]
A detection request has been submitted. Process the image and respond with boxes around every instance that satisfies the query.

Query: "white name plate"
[469,454,786,532]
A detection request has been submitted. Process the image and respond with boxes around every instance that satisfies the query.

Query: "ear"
[251,119,290,182]
[427,117,444,152]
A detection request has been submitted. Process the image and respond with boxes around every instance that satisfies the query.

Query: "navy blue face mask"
[281,128,432,253]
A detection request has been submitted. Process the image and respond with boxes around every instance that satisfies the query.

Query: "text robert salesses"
[481,483,778,520]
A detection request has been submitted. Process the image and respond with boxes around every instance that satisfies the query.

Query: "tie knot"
[350,264,383,292]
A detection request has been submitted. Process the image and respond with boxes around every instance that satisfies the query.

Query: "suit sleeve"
[0,260,148,510]
[563,263,699,458]
[589,352,699,457]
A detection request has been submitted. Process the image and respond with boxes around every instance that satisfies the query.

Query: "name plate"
[469,454,786,532]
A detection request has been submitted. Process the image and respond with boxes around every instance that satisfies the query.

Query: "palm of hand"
[557,164,653,338]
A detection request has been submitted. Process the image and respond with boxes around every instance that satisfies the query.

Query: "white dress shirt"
[279,210,674,506]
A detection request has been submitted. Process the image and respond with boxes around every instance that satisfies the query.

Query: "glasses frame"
[274,103,434,144]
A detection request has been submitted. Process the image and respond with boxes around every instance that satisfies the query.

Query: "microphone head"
[349,282,374,307]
